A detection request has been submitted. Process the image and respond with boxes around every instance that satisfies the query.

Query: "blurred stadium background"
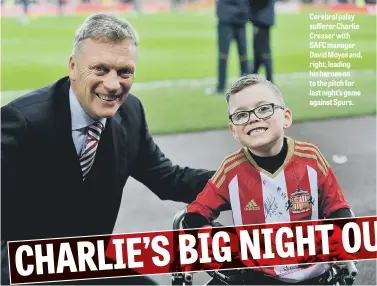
[1,0,376,135]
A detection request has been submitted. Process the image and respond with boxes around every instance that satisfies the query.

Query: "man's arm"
[1,104,28,242]
[130,101,215,204]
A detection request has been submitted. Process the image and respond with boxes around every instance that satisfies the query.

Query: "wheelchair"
[170,207,358,286]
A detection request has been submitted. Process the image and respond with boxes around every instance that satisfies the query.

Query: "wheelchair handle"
[173,207,187,230]
[346,261,358,277]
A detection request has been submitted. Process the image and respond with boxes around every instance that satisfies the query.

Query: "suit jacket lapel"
[53,77,84,184]
[109,111,128,180]
[52,77,128,185]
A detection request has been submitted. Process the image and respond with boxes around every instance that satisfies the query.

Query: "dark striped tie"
[80,121,104,180]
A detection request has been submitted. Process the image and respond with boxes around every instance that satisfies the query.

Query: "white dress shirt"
[69,88,107,156]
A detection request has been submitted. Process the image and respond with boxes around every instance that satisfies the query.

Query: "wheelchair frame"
[170,207,358,286]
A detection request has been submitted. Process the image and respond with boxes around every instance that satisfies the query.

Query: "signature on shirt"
[264,194,283,219]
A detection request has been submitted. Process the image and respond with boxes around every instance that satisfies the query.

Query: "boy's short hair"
[225,74,286,108]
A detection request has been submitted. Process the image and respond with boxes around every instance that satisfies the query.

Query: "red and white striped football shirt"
[187,137,350,282]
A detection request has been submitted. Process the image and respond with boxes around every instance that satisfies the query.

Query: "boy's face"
[228,83,292,155]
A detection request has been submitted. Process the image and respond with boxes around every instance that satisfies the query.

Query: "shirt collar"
[69,87,107,131]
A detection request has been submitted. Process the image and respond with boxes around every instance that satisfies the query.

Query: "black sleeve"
[1,105,28,242]
[182,213,212,229]
[130,101,216,204]
[328,208,354,219]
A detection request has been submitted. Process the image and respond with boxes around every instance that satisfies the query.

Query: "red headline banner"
[8,216,377,284]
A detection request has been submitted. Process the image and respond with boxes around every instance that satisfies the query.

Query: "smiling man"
[69,36,137,119]
[1,13,215,285]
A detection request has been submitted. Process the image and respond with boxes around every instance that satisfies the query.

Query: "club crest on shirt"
[285,187,314,214]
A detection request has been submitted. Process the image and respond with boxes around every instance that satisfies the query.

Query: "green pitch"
[1,11,376,134]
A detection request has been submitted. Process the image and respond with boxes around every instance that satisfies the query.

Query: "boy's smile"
[228,83,292,157]
[245,126,268,136]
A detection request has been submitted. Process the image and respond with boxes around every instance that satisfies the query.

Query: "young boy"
[183,74,354,284]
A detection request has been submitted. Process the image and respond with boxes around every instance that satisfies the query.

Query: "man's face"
[69,38,138,119]
[228,83,292,155]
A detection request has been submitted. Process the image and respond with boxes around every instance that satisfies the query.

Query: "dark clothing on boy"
[249,137,287,174]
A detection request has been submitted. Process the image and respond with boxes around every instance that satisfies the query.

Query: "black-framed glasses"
[229,103,285,125]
